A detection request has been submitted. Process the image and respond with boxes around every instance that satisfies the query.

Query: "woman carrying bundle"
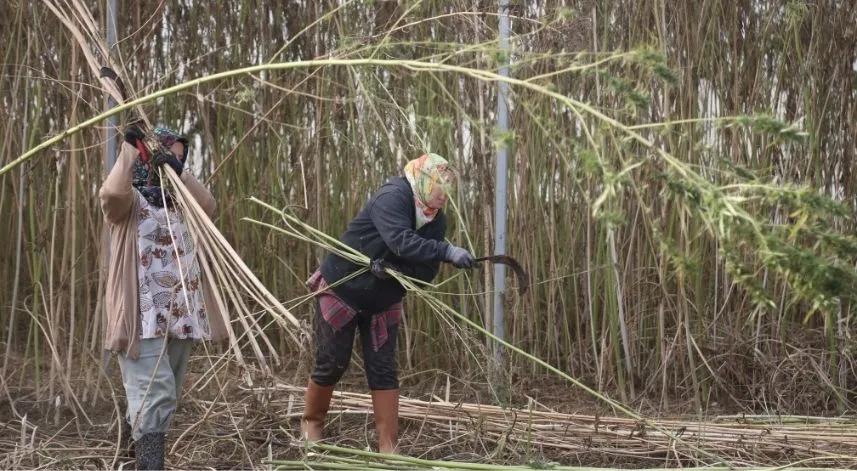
[301,153,476,453]
[100,126,228,469]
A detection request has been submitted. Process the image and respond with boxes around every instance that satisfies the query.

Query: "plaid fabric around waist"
[306,270,402,351]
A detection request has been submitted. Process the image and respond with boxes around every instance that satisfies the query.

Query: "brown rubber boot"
[301,379,335,442]
[371,389,400,454]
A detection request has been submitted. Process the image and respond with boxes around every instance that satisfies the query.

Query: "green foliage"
[723,115,808,142]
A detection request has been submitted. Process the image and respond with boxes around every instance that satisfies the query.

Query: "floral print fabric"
[135,192,209,340]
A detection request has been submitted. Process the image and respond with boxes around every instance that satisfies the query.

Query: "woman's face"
[425,166,455,208]
[425,184,448,209]
[169,141,186,161]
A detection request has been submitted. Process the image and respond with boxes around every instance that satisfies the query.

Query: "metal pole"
[493,0,510,363]
[101,0,118,372]
[105,0,118,172]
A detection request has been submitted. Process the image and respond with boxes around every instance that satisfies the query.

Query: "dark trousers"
[311,303,399,390]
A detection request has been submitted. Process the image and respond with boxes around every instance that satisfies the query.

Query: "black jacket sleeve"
[389,216,446,283]
[369,189,450,264]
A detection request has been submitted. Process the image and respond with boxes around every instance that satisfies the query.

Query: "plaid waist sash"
[306,270,402,351]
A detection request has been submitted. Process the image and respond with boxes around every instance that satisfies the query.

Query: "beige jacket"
[99,142,229,359]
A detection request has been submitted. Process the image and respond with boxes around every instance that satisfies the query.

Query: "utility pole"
[493,0,511,364]
[105,0,118,172]
[101,0,118,372]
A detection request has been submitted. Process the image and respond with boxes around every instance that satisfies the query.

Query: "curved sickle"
[99,66,128,101]
[99,66,157,162]
[474,255,529,295]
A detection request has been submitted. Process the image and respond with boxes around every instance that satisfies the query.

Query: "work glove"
[370,259,398,280]
[152,149,184,177]
[123,126,146,146]
[445,245,477,269]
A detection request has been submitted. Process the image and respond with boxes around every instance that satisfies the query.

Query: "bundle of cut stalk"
[261,383,857,467]
[41,0,306,379]
[158,168,304,381]
[270,444,854,471]
[271,445,856,471]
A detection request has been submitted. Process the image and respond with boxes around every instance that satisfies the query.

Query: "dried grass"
[3,373,857,470]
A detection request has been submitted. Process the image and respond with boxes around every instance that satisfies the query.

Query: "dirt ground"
[0,350,846,470]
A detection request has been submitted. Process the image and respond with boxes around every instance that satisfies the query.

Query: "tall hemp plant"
[2,0,857,420]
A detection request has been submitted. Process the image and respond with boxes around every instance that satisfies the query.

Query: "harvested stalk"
[260,383,857,467]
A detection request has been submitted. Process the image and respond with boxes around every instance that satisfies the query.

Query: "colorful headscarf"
[133,154,175,208]
[403,153,454,229]
[132,126,188,208]
[153,126,189,160]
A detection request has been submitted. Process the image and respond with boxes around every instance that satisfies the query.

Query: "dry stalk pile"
[266,384,857,468]
[4,380,857,469]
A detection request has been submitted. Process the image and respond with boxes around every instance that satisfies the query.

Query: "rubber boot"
[135,432,165,470]
[301,379,335,442]
[371,389,399,454]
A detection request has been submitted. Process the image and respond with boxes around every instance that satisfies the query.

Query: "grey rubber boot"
[135,432,165,470]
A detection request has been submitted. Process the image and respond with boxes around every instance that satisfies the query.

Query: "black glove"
[370,259,398,280]
[152,150,184,177]
[445,245,477,269]
[124,126,146,146]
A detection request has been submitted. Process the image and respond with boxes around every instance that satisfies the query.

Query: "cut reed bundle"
[262,384,857,468]
[35,0,309,382]
[161,168,305,380]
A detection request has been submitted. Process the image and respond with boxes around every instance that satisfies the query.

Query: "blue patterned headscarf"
[132,154,175,209]
[131,126,189,208]
[153,126,189,160]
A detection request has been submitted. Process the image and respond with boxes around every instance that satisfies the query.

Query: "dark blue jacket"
[320,176,450,313]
